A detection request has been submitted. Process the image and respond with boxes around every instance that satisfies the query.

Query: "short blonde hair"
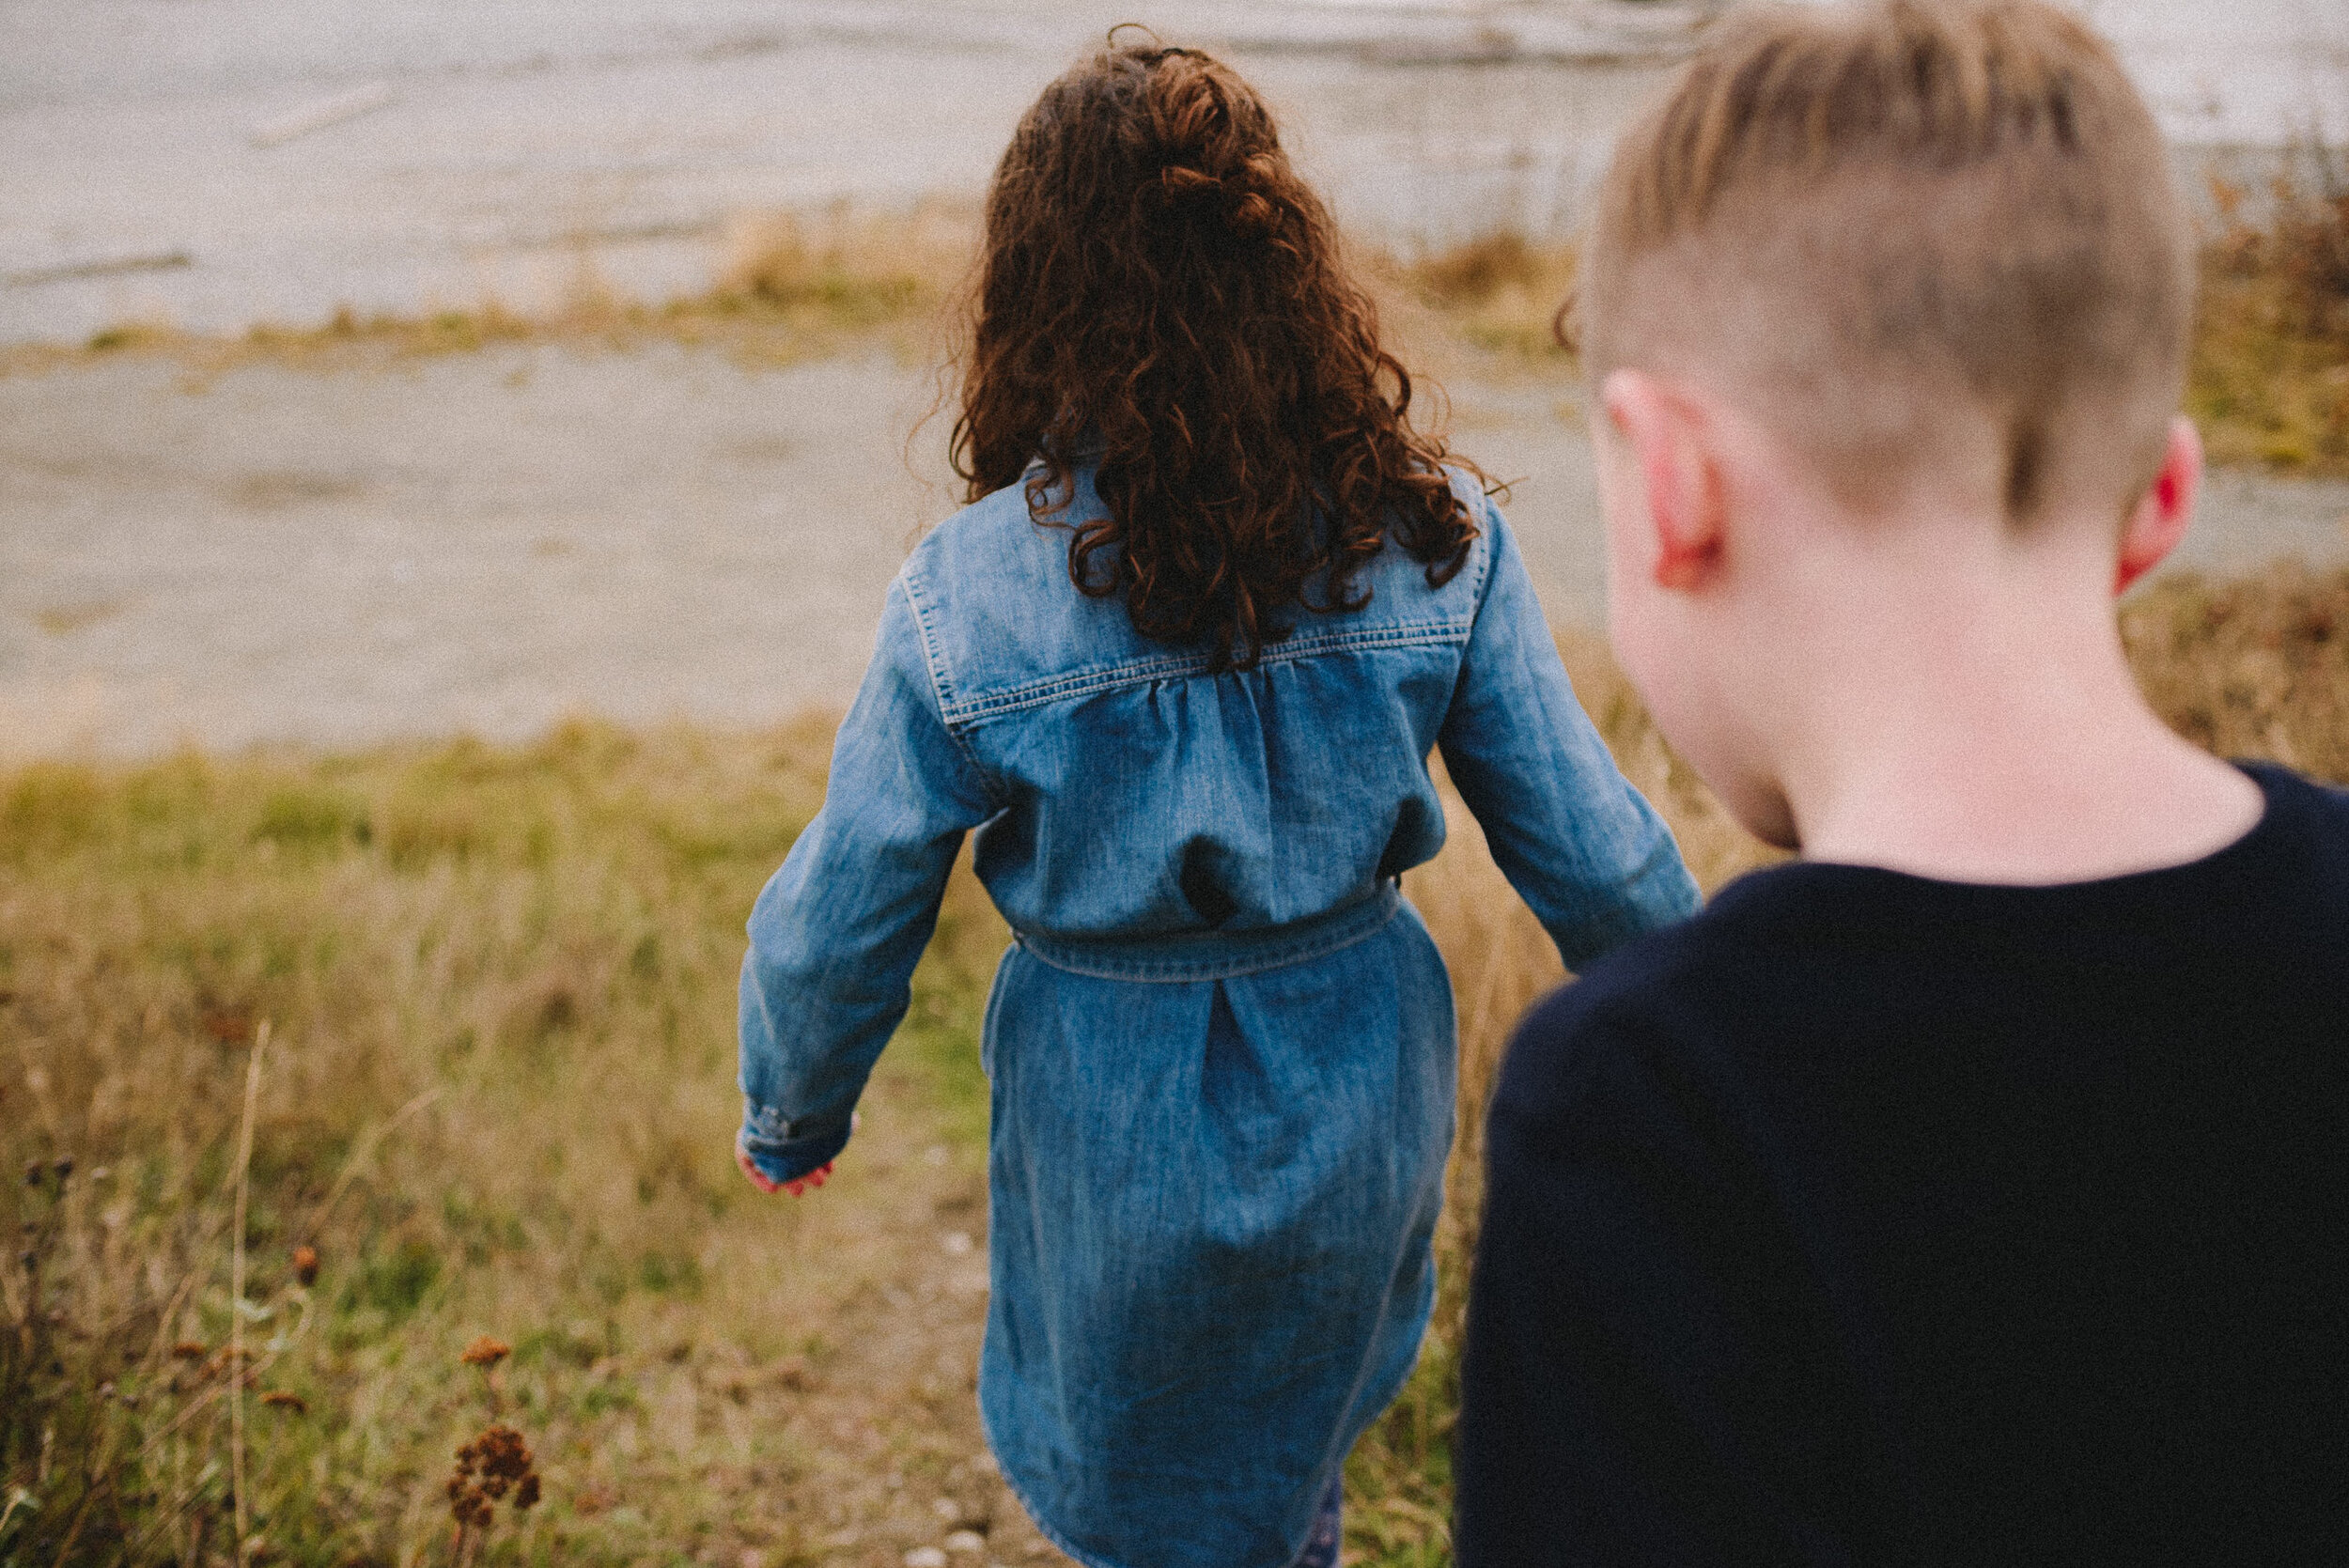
[1582,0,2192,520]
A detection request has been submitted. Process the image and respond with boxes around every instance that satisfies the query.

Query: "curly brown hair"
[952,37,1483,670]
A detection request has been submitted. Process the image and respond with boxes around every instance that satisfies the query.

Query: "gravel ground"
[5,342,2346,762]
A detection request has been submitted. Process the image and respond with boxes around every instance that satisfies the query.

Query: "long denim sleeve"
[737,579,997,1183]
[1439,496,1700,969]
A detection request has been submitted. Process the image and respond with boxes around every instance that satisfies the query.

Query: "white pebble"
[944,1530,986,1554]
[906,1550,948,1568]
[941,1230,975,1256]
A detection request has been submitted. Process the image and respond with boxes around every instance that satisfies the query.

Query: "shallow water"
[2,0,2341,342]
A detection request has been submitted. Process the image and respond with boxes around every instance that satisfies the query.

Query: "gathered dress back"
[738,465,1697,1568]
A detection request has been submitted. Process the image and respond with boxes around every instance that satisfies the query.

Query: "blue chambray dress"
[738,467,1697,1568]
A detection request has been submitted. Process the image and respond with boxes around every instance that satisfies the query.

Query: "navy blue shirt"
[1457,762,2349,1566]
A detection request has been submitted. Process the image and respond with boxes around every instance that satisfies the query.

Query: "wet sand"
[5,344,2344,761]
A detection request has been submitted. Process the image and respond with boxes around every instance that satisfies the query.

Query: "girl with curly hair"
[735,38,1695,1568]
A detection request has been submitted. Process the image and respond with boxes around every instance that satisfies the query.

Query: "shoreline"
[6,0,2338,346]
[4,337,2344,766]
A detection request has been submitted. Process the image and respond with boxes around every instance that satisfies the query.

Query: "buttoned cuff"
[739,1102,853,1185]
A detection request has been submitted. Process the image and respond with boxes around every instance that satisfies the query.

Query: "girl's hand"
[735,1129,834,1197]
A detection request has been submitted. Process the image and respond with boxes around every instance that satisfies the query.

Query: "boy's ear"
[1601,370,1726,591]
[2115,416,2202,595]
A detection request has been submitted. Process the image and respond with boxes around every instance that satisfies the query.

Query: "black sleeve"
[1453,1001,1859,1568]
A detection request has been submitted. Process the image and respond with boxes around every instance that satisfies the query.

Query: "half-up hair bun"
[1159,162,1222,200]
[1227,189,1279,239]
[957,35,1486,670]
[1157,160,1283,241]
[1144,49,1287,238]
[1146,49,1242,173]
[1227,151,1285,238]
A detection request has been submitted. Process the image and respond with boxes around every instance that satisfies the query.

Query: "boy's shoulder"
[1489,868,1781,1136]
[1496,761,2349,1138]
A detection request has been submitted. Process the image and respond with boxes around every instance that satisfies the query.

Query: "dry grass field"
[3,714,1027,1568]
[8,566,2348,1568]
[12,144,2344,479]
[2191,146,2349,475]
[6,156,2345,1568]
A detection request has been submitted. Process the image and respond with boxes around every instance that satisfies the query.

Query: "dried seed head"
[260,1390,307,1414]
[447,1421,537,1531]
[459,1336,511,1368]
[474,1424,534,1479]
[171,1341,208,1361]
[291,1245,319,1287]
[51,1157,72,1182]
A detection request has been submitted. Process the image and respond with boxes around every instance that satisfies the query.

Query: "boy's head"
[1582,0,2206,850]
[1584,0,2192,522]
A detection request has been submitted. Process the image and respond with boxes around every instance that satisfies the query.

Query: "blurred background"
[4,0,2346,756]
[6,8,2348,1567]
[5,0,2343,339]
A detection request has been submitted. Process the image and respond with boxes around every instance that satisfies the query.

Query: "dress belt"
[1011,880,1404,983]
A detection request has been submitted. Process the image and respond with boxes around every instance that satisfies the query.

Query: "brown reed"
[12,176,2338,484]
[2192,142,2349,474]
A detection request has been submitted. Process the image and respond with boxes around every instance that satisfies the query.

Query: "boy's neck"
[1757,506,2263,886]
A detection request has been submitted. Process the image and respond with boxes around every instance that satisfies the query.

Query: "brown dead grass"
[0,207,980,380]
[1392,234,1582,367]
[2189,145,2349,474]
[7,568,2343,1566]
[17,175,2341,482]
[1,716,1048,1567]
[2123,561,2349,782]
[1383,151,2349,475]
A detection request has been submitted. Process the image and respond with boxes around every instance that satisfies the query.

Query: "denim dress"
[738,468,1697,1568]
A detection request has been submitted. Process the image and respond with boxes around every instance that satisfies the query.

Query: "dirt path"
[727,1114,1081,1567]
[7,342,2346,763]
